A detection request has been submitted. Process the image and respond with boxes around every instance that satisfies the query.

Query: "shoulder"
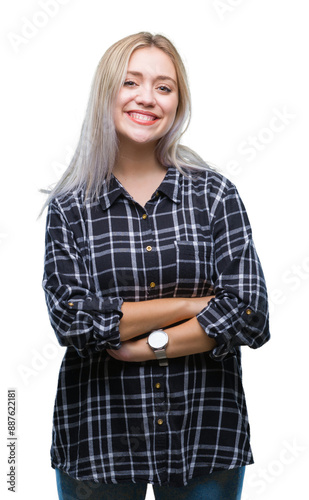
[173,166,249,225]
[179,166,239,200]
[47,188,91,225]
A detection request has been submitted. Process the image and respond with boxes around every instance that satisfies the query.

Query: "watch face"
[149,330,168,349]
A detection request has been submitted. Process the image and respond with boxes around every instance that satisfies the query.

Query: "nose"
[135,85,156,107]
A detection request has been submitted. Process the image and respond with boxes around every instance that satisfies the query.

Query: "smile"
[126,111,159,126]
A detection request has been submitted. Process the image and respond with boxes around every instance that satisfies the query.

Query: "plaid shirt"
[43,167,270,486]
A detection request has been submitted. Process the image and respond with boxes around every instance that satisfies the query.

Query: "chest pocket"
[174,240,214,297]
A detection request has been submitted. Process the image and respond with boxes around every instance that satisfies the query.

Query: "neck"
[114,138,164,178]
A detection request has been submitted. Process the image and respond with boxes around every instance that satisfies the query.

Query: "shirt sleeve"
[196,183,270,361]
[42,199,123,357]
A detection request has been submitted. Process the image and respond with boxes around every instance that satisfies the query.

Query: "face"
[113,46,179,147]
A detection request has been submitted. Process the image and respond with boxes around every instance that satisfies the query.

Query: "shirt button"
[149,282,156,288]
[146,246,152,252]
[155,191,159,197]
[157,419,164,425]
[155,383,161,389]
[68,302,74,307]
[142,214,147,220]
[246,308,252,315]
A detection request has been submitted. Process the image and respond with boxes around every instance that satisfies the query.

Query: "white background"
[1,1,308,498]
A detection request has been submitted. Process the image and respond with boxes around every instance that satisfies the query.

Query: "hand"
[106,338,156,363]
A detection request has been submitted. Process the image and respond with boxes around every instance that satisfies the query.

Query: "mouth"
[126,110,159,126]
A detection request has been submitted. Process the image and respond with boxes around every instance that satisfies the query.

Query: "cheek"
[113,95,128,129]
[114,91,128,114]
[166,98,179,120]
[164,105,178,130]
[116,89,135,107]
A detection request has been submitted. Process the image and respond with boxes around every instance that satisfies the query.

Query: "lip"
[126,110,160,126]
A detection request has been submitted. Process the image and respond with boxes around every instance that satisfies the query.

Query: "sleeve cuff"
[66,295,124,315]
[197,301,269,362]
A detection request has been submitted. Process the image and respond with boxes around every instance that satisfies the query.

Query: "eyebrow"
[126,71,177,86]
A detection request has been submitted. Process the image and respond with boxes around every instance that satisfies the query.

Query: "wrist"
[147,329,169,366]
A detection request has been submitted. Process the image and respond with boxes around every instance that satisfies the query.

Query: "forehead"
[127,46,177,80]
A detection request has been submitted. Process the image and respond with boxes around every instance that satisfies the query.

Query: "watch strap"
[154,349,168,366]
[147,330,169,366]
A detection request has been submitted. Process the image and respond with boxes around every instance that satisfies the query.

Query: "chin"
[129,134,159,145]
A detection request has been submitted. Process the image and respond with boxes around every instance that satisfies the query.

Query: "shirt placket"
[152,363,169,483]
[140,194,169,482]
[141,193,160,297]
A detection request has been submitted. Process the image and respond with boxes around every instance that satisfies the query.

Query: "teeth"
[129,112,156,121]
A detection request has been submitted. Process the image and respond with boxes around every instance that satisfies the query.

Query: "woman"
[42,32,270,499]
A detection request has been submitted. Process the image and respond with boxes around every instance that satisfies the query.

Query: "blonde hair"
[41,32,212,211]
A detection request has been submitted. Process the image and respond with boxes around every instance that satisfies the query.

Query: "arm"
[119,296,214,341]
[195,183,270,361]
[42,200,124,357]
[107,316,217,362]
[43,198,214,357]
[108,182,270,363]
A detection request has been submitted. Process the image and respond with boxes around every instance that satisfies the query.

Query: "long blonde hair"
[42,32,212,211]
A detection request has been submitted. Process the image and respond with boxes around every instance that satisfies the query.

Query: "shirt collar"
[158,167,181,204]
[98,167,181,211]
[98,175,124,211]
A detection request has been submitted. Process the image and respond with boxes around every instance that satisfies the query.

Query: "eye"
[124,80,137,87]
[157,85,172,93]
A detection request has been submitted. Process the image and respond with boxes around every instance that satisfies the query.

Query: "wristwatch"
[147,329,169,366]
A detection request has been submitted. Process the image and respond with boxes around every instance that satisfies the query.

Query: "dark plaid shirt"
[42,166,270,486]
